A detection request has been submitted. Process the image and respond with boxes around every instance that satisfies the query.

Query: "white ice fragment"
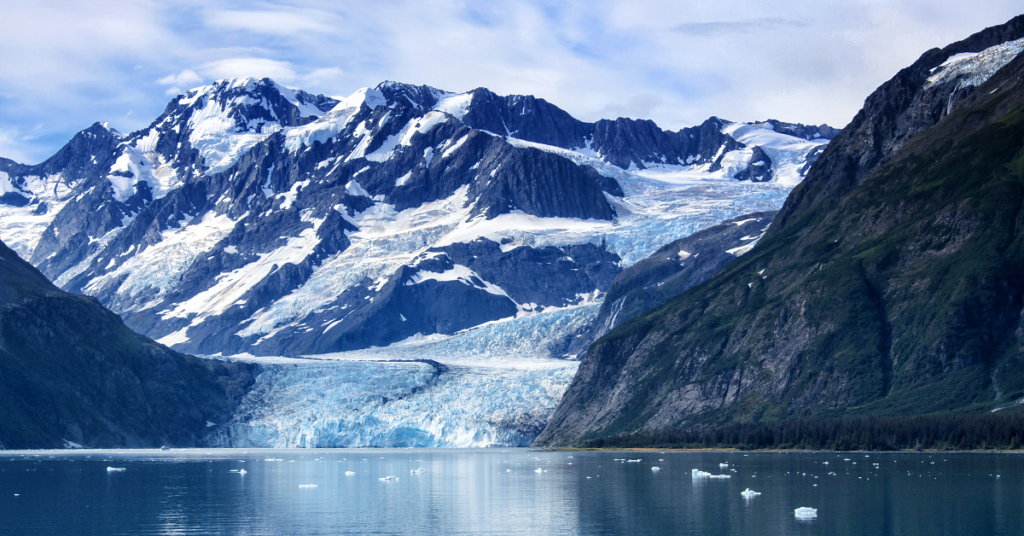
[299,484,319,488]
[651,467,661,472]
[379,476,398,481]
[794,507,818,519]
[345,471,356,476]
[741,488,761,498]
[106,467,126,472]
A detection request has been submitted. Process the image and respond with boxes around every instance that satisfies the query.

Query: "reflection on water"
[0,449,1022,535]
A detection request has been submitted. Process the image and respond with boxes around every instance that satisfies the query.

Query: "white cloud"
[204,9,337,36]
[199,58,298,84]
[158,69,203,87]
[1,0,1023,163]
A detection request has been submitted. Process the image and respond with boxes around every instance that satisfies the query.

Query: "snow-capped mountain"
[0,78,835,358]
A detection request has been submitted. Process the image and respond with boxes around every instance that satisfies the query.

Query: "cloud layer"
[1,0,1021,163]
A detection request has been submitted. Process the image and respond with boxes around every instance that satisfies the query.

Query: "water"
[1,449,1022,535]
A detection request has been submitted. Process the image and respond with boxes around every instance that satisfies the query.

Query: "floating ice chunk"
[535,468,543,474]
[345,471,356,476]
[410,468,425,474]
[106,467,126,472]
[651,467,661,472]
[794,507,818,519]
[720,463,729,467]
[626,459,641,463]
[741,488,761,498]
[299,484,318,488]
[379,476,398,481]
[692,469,711,478]
[709,474,731,479]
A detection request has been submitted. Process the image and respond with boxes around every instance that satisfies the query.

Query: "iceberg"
[651,467,661,472]
[299,484,318,488]
[741,488,761,498]
[379,476,398,482]
[106,467,126,472]
[794,507,818,519]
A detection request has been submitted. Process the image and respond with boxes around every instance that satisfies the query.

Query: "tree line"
[582,413,1024,450]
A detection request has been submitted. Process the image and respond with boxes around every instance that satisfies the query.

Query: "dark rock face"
[764,120,840,141]
[536,19,1024,447]
[574,211,776,355]
[188,238,622,356]
[0,239,253,449]
[733,147,773,182]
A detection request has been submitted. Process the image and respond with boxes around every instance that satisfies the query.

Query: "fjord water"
[1,450,1021,535]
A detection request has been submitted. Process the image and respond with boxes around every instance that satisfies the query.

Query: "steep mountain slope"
[537,18,1024,446]
[0,239,253,449]
[1,78,832,357]
[578,211,776,352]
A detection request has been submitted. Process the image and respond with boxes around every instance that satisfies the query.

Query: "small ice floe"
[299,484,318,488]
[506,469,511,473]
[692,469,731,479]
[229,469,247,475]
[651,467,661,472]
[345,471,356,476]
[410,468,425,474]
[535,467,543,473]
[160,446,169,451]
[379,476,398,482]
[719,463,729,468]
[626,459,641,463]
[794,507,818,519]
[741,488,761,499]
[106,467,126,472]
[13,494,19,497]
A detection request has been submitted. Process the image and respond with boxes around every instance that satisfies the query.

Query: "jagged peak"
[376,81,452,110]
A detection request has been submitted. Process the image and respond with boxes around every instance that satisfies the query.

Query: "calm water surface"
[0,449,1021,535]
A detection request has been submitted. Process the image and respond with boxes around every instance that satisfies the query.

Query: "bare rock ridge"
[536,14,1024,447]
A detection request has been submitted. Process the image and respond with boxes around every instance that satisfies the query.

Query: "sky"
[1,1,1021,164]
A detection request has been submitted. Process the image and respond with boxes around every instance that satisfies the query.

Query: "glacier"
[205,305,597,448]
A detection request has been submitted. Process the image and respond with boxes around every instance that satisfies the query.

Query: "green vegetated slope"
[537,43,1024,447]
[0,240,253,449]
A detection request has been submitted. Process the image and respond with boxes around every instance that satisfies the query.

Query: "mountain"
[572,211,776,355]
[0,78,833,357]
[536,16,1024,446]
[0,239,253,449]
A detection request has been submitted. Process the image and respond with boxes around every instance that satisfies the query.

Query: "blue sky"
[1,0,1021,164]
